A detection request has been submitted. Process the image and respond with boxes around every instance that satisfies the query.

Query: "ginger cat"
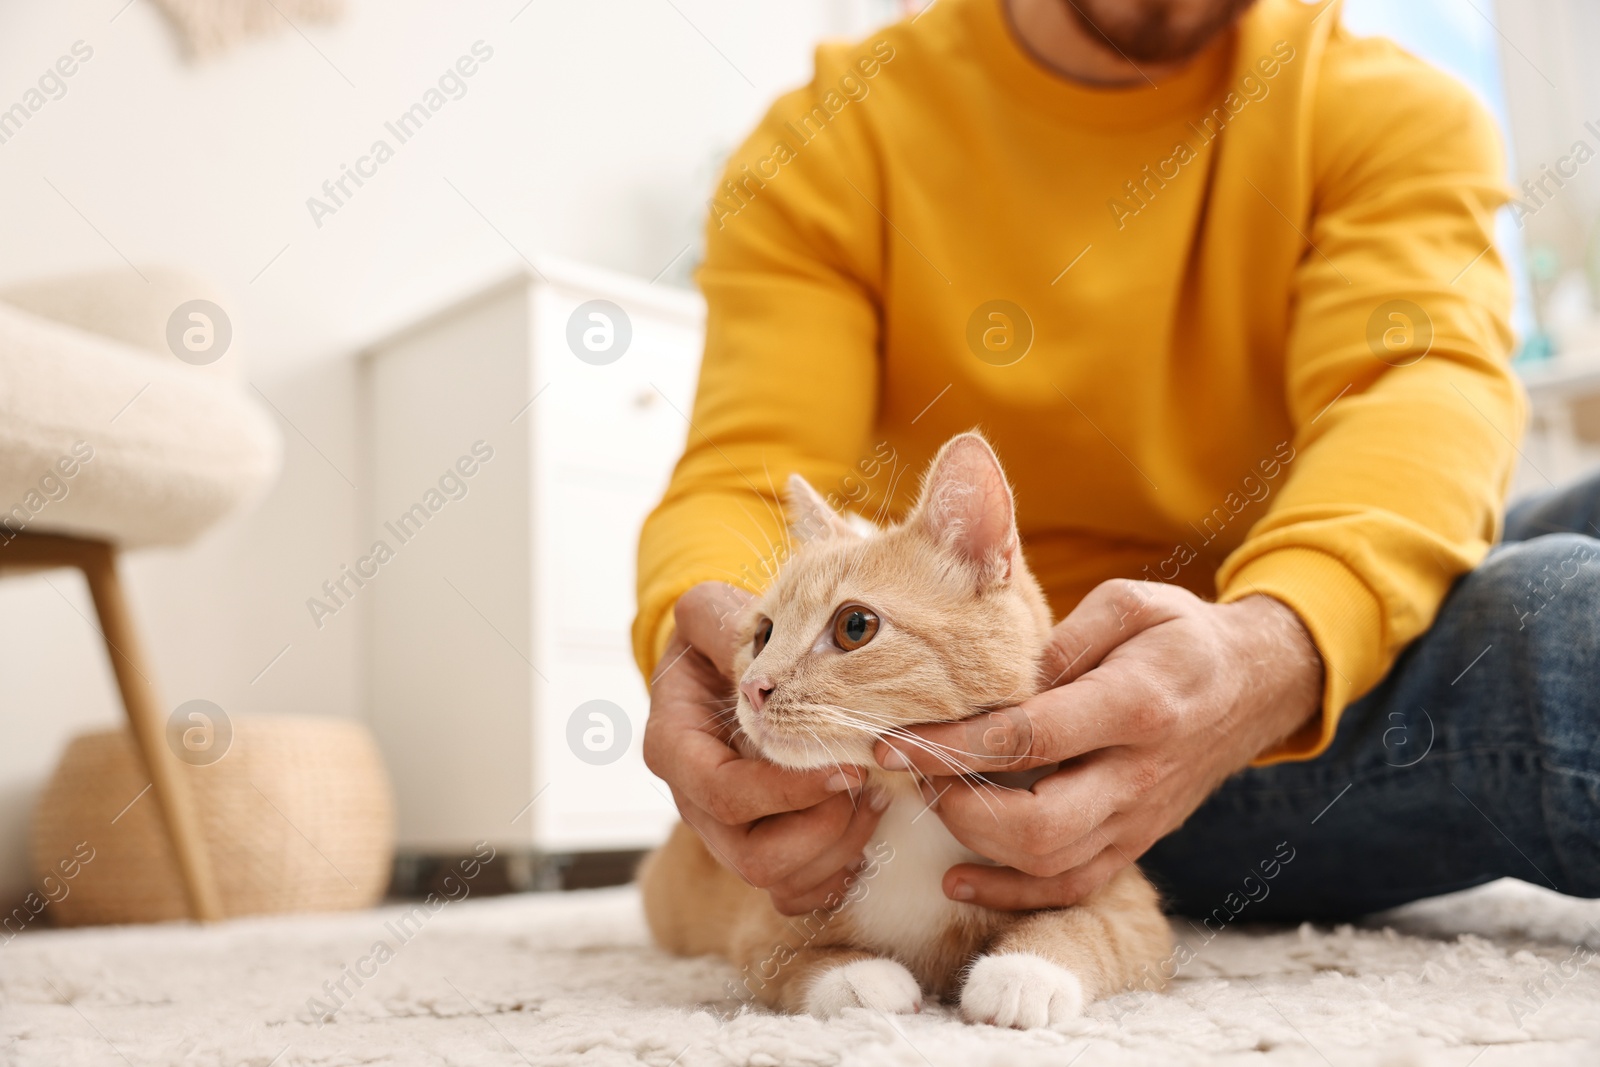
[639,433,1172,1027]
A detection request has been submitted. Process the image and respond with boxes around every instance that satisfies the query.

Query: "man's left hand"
[873,581,1323,909]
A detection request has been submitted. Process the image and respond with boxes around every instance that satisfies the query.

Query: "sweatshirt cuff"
[651,609,678,673]
[632,586,692,681]
[1216,546,1386,766]
[633,572,754,680]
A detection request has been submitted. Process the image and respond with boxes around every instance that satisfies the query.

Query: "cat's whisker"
[814,703,1029,773]
[747,462,793,554]
[874,720,1053,770]
[789,708,882,768]
[857,723,1015,805]
[746,708,1011,820]
[732,498,794,569]
[835,529,881,595]
[872,457,913,527]
[759,460,795,561]
[698,561,772,594]
[865,467,894,527]
[721,517,786,586]
[804,727,859,812]
[797,728,819,765]
[836,727,1005,820]
[800,706,1010,810]
[880,743,1009,808]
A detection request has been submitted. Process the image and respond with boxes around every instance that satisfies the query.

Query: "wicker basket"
[31,715,394,925]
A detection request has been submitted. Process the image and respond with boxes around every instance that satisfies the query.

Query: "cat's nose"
[740,676,775,713]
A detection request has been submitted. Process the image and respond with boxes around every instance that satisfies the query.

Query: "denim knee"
[1449,534,1600,890]
[1473,533,1600,647]
[1431,533,1600,751]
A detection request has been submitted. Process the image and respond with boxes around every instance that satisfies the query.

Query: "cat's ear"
[913,433,1020,584]
[786,473,853,543]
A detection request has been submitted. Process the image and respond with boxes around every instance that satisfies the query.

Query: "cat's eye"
[832,605,879,651]
[753,618,774,656]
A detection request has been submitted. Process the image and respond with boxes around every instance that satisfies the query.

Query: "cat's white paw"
[960,953,1084,1028]
[805,958,923,1017]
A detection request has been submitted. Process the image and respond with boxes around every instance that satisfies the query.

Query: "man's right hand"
[642,580,887,915]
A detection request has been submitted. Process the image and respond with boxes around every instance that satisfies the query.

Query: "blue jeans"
[1141,471,1600,920]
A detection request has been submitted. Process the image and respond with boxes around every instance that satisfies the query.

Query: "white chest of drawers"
[362,260,699,859]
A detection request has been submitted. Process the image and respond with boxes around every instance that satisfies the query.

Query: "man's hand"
[643,581,888,916]
[873,580,1323,910]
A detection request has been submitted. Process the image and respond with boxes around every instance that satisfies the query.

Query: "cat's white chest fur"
[845,780,985,958]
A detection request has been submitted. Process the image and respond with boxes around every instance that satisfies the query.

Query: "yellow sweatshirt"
[634,0,1522,762]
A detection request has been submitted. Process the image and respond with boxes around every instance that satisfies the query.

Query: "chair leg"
[79,544,224,922]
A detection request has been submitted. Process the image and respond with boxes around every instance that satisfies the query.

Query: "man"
[634,0,1600,924]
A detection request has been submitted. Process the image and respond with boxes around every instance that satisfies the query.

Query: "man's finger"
[648,632,727,695]
[876,708,1050,775]
[921,759,1125,870]
[765,789,891,908]
[672,797,761,884]
[942,844,1128,910]
[674,581,754,678]
[1036,579,1179,688]
[743,789,882,883]
[770,862,865,917]
[673,788,843,889]
[686,786,874,889]
[677,739,867,825]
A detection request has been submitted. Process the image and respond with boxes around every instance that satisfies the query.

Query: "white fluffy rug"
[4,879,1599,1066]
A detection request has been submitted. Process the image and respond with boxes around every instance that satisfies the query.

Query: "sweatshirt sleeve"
[1216,44,1525,763]
[632,43,891,679]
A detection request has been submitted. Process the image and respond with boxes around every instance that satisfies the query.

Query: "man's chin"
[1065,0,1258,65]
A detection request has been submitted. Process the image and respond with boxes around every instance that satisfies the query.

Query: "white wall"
[0,0,888,902]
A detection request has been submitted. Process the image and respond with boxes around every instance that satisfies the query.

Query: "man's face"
[1064,0,1259,64]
